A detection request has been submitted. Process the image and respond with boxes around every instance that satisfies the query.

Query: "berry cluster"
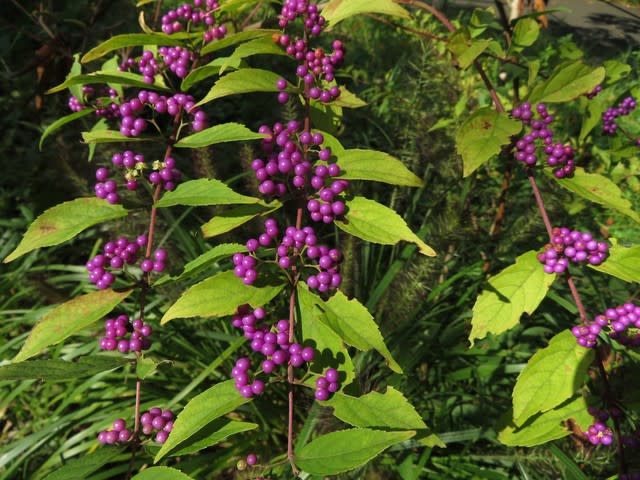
[602,96,637,135]
[314,367,340,401]
[119,90,208,137]
[229,305,317,397]
[98,314,152,353]
[68,86,120,118]
[537,227,609,274]
[586,84,602,99]
[585,408,614,446]
[307,163,348,223]
[572,303,640,348]
[149,157,181,192]
[159,46,195,79]
[86,235,167,289]
[97,418,131,445]
[278,0,326,35]
[141,407,175,444]
[120,51,159,84]
[161,0,226,44]
[236,453,259,471]
[512,103,576,178]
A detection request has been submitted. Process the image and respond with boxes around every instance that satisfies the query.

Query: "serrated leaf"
[154,243,244,286]
[226,36,288,64]
[180,56,242,91]
[161,271,284,324]
[554,168,640,223]
[47,71,169,94]
[136,356,159,379]
[132,467,194,480]
[296,428,414,475]
[448,31,492,70]
[331,87,367,109]
[43,447,123,480]
[154,380,251,462]
[201,203,282,238]
[326,387,425,429]
[82,130,150,144]
[528,61,605,104]
[297,284,355,387]
[590,239,640,283]
[200,29,279,55]
[336,196,435,256]
[14,289,132,362]
[155,178,259,208]
[604,60,631,85]
[4,198,128,263]
[323,290,402,373]
[336,149,422,187]
[167,419,257,456]
[82,34,184,63]
[456,107,522,177]
[498,396,591,447]
[321,0,410,27]
[66,54,83,99]
[512,330,594,425]
[510,18,539,53]
[174,122,266,148]
[0,356,128,381]
[196,68,293,106]
[39,109,93,150]
[469,251,555,346]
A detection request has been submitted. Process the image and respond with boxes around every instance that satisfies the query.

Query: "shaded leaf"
[512,330,594,425]
[180,56,242,91]
[448,30,492,70]
[14,289,132,362]
[43,447,124,480]
[469,251,555,346]
[39,109,93,150]
[154,380,251,462]
[528,61,605,104]
[161,271,284,324]
[336,196,436,256]
[168,419,257,456]
[155,178,259,208]
[296,429,414,475]
[4,198,128,263]
[201,203,281,238]
[82,34,184,63]
[510,18,540,52]
[456,107,522,177]
[0,356,128,381]
[174,122,266,148]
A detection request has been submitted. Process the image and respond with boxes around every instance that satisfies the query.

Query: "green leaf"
[4,198,128,263]
[174,122,266,148]
[131,467,194,480]
[604,60,631,85]
[39,109,93,150]
[456,107,522,177]
[336,149,422,187]
[590,239,640,283]
[201,203,282,238]
[448,30,492,70]
[82,34,184,63]
[87,118,109,162]
[326,387,425,429]
[498,396,591,447]
[469,251,555,346]
[321,0,410,27]
[0,356,128,381]
[336,196,436,257]
[226,36,289,64]
[554,168,640,223]
[296,428,414,475]
[180,56,242,91]
[510,18,540,53]
[136,356,160,380]
[154,380,251,462]
[579,95,608,142]
[199,29,279,55]
[167,419,257,456]
[154,243,244,286]
[66,54,83,99]
[43,447,123,480]
[196,68,293,106]
[297,284,355,387]
[14,289,132,362]
[528,61,605,104]
[323,290,402,373]
[161,270,284,324]
[512,330,594,426]
[82,130,150,144]
[528,59,541,87]
[47,71,169,94]
[155,178,259,208]
[331,87,367,109]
